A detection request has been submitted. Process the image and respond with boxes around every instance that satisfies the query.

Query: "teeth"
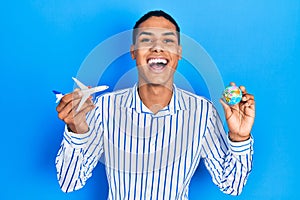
[148,58,167,64]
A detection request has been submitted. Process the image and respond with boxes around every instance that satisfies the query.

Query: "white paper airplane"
[53,77,109,112]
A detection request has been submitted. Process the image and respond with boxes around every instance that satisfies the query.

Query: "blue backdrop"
[1,0,299,199]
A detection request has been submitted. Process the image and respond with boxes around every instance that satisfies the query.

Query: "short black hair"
[132,10,180,44]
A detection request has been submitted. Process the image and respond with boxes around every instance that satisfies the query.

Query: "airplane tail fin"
[52,90,64,103]
[52,90,61,94]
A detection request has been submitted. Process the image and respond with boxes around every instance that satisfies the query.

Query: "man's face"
[130,16,182,86]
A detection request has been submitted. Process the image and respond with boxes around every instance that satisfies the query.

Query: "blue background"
[1,0,299,199]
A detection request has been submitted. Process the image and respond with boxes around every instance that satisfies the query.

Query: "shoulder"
[94,87,133,105]
[177,87,214,108]
[177,87,220,119]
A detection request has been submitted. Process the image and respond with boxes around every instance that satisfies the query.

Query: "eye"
[140,38,152,43]
[163,39,175,43]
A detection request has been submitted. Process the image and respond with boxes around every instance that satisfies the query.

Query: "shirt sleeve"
[200,106,254,196]
[55,96,105,193]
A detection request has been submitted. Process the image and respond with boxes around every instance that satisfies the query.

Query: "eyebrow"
[138,31,153,37]
[138,31,177,37]
[162,32,176,37]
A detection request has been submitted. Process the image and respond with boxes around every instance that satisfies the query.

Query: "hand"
[220,82,255,142]
[56,89,95,134]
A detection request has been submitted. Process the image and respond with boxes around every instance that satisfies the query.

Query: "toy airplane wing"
[76,94,89,112]
[72,77,88,90]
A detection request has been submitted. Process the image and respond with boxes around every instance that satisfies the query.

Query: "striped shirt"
[55,84,253,199]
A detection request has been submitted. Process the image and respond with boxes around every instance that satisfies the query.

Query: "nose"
[150,40,164,52]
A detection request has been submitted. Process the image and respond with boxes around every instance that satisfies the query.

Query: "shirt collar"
[124,83,187,116]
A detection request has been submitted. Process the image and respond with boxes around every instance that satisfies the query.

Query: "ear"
[177,45,182,60]
[130,45,136,60]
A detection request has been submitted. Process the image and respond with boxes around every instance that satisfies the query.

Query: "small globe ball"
[222,85,242,105]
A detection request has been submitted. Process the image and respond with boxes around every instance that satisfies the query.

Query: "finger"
[58,91,88,120]
[57,98,81,120]
[70,98,94,118]
[63,105,84,125]
[249,101,255,111]
[239,86,247,95]
[75,98,95,114]
[243,99,255,108]
[239,99,255,108]
[220,98,233,119]
[241,94,254,102]
[74,95,95,113]
[229,82,236,86]
[66,102,95,128]
[56,93,73,112]
[56,89,83,112]
[77,103,96,117]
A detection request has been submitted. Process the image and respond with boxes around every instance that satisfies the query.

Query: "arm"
[55,91,105,192]
[201,109,253,195]
[201,83,255,195]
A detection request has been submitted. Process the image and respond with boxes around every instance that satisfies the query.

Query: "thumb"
[220,98,232,119]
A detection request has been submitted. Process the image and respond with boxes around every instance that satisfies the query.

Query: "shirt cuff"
[63,125,92,149]
[228,137,254,155]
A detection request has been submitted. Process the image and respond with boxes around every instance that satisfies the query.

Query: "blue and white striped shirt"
[55,84,253,199]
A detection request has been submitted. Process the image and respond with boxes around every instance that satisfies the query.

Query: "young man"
[55,10,255,199]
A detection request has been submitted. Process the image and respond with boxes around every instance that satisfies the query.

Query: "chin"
[143,77,174,87]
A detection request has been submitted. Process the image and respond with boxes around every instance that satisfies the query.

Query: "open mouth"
[147,58,168,72]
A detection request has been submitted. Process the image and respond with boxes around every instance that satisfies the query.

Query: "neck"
[138,83,173,114]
